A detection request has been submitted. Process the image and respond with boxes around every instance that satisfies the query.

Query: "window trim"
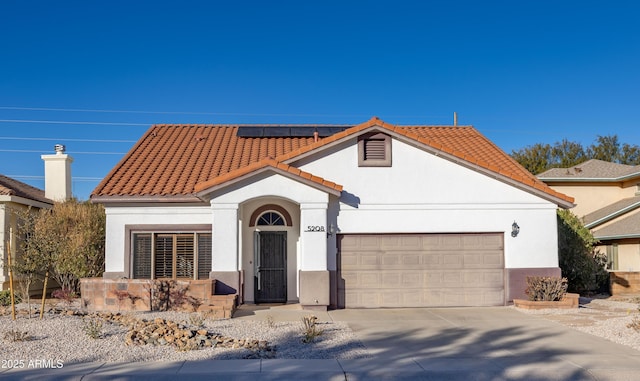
[124,224,212,279]
[358,132,392,167]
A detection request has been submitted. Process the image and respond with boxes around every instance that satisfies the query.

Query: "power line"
[7,175,103,182]
[0,136,137,143]
[0,106,448,119]
[0,149,126,155]
[0,119,149,126]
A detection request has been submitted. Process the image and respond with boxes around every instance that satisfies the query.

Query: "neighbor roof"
[583,196,640,228]
[0,174,52,205]
[538,159,640,181]
[91,117,573,206]
[592,210,640,240]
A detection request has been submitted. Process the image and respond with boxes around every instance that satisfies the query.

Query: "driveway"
[328,307,640,380]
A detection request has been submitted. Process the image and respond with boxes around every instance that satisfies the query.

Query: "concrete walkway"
[3,306,640,380]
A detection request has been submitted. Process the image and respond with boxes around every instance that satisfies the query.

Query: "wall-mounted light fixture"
[511,221,520,237]
[327,223,336,237]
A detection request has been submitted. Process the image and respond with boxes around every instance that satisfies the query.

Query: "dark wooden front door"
[255,231,287,303]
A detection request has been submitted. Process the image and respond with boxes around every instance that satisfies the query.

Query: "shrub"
[557,209,608,293]
[52,288,76,306]
[3,329,31,342]
[301,315,323,343]
[82,317,104,339]
[525,276,568,301]
[0,290,21,306]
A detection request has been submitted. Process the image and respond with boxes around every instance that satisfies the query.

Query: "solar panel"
[289,127,317,137]
[262,127,290,137]
[236,127,264,137]
[236,125,352,138]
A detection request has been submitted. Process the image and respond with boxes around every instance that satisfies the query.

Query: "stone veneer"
[610,272,640,295]
[80,278,236,318]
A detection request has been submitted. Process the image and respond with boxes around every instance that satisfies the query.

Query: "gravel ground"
[0,306,370,363]
[3,297,639,364]
[515,296,640,352]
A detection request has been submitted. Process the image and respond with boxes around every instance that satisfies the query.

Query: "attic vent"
[364,138,386,160]
[358,132,391,167]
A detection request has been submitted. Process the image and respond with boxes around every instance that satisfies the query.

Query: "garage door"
[337,233,505,308]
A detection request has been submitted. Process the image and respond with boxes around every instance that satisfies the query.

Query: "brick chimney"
[41,144,73,201]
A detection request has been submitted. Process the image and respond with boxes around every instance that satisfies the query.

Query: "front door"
[255,231,287,303]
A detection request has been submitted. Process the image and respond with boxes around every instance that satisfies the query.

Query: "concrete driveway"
[328,307,640,380]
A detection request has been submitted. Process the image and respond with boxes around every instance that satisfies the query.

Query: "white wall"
[297,138,560,270]
[104,205,211,274]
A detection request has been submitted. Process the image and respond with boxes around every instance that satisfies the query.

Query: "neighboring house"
[0,146,73,291]
[0,175,53,290]
[538,159,640,272]
[91,117,573,310]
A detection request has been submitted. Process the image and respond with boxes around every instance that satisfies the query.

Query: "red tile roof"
[91,117,573,206]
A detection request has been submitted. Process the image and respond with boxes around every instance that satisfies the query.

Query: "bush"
[557,210,608,294]
[0,290,21,306]
[301,315,323,343]
[525,276,568,301]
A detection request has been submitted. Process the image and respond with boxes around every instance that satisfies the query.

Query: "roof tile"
[92,118,573,205]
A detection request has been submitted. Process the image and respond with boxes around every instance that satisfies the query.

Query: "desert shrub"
[189,313,205,328]
[301,315,323,343]
[525,276,568,301]
[82,317,104,339]
[52,288,76,306]
[0,290,21,306]
[557,209,608,293]
[3,329,31,342]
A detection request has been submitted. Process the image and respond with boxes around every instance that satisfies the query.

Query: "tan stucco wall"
[550,183,637,217]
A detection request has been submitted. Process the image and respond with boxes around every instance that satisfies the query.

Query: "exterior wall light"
[511,221,520,237]
[327,223,336,237]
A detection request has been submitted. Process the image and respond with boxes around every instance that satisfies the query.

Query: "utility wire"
[0,149,126,155]
[0,136,137,143]
[0,119,149,126]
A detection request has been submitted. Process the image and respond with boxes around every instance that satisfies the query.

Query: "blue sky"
[1,1,639,200]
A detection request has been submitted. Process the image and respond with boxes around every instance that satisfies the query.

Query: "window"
[607,244,618,270]
[257,211,285,226]
[132,232,212,280]
[358,132,391,167]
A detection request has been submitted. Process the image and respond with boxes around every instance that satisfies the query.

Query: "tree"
[586,135,620,163]
[19,200,105,294]
[510,143,554,175]
[511,134,640,174]
[557,209,608,294]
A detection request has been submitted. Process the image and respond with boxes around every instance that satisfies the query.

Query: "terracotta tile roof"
[0,174,52,205]
[91,117,573,206]
[538,159,640,180]
[194,158,343,194]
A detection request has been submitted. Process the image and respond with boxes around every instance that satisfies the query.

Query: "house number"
[305,226,325,232]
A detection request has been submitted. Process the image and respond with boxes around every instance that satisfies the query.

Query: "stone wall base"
[80,278,236,318]
[610,271,640,295]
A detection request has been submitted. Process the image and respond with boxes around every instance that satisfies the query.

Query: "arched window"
[256,211,285,226]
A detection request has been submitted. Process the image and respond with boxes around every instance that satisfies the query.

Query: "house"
[0,144,73,291]
[538,159,640,282]
[89,117,573,310]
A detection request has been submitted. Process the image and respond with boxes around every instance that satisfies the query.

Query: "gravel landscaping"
[0,304,370,363]
[3,296,639,365]
[515,295,640,352]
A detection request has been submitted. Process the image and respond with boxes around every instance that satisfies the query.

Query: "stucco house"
[90,117,573,310]
[538,159,640,272]
[0,145,73,291]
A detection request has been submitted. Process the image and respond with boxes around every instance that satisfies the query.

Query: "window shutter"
[364,138,386,160]
[197,233,212,280]
[133,233,152,279]
[175,234,195,279]
[155,234,174,278]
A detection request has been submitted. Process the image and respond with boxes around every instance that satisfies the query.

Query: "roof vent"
[54,144,66,154]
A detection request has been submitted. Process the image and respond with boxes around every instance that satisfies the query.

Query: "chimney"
[41,144,73,201]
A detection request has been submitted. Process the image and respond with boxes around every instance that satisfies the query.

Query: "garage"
[337,233,505,308]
